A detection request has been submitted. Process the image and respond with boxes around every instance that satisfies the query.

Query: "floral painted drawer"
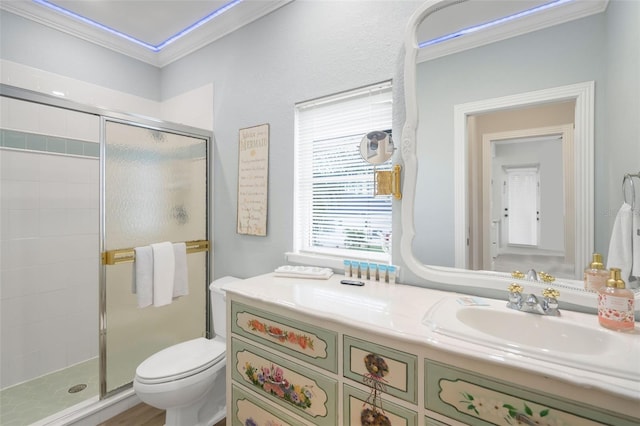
[343,384,417,426]
[425,361,639,426]
[231,384,311,426]
[231,338,338,426]
[343,335,417,404]
[231,301,338,373]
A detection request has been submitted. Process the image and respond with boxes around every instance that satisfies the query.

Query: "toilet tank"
[209,276,240,339]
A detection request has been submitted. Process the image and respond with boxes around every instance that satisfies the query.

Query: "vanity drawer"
[343,384,417,426]
[343,335,417,404]
[231,384,310,426]
[425,361,638,426]
[231,337,338,426]
[231,301,338,373]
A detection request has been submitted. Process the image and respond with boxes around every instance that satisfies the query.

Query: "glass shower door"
[101,119,209,395]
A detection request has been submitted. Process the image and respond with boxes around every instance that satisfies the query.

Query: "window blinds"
[294,81,393,260]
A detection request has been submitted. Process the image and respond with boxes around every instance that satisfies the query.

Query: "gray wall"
[604,0,640,235]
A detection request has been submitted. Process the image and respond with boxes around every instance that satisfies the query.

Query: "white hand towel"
[133,246,153,308]
[151,242,176,307]
[172,242,189,299]
[607,203,633,282]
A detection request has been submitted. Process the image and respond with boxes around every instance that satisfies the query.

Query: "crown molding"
[1,0,292,68]
[417,0,609,63]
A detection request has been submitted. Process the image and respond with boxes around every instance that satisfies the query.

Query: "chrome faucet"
[512,269,555,284]
[507,284,561,316]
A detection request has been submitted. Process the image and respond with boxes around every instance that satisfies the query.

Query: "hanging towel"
[607,203,633,282]
[172,242,189,299]
[132,246,154,308]
[151,242,176,307]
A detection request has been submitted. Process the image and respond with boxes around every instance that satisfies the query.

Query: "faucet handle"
[508,283,524,293]
[511,270,525,279]
[542,287,560,299]
[507,283,524,310]
[539,272,556,283]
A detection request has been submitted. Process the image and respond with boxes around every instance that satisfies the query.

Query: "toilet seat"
[135,337,225,385]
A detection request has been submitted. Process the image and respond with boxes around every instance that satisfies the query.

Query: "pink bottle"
[597,268,635,331]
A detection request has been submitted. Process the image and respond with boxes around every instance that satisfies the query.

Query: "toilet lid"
[135,337,225,383]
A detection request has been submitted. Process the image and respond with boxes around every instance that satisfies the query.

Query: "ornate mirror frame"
[396,0,637,312]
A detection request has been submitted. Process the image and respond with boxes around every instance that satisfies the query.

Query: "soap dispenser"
[597,268,635,331]
[584,253,608,292]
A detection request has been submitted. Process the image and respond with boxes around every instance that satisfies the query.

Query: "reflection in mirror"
[473,111,576,278]
[398,0,640,312]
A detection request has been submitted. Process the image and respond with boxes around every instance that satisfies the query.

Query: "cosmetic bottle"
[359,262,369,280]
[361,262,371,280]
[369,263,379,281]
[597,268,635,331]
[584,253,608,292]
[379,265,388,283]
[343,260,352,277]
[388,265,397,284]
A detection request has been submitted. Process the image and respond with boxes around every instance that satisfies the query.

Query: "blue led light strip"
[32,0,244,52]
[419,0,574,48]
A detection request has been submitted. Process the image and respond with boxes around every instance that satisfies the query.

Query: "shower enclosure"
[0,85,212,425]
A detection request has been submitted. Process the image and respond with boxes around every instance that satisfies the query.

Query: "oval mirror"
[360,130,394,164]
[396,0,640,312]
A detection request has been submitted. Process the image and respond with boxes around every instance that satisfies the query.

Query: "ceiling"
[1,0,293,67]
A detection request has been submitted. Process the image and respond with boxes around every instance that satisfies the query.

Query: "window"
[293,81,393,264]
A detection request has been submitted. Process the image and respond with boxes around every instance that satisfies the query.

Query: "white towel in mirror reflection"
[607,203,639,286]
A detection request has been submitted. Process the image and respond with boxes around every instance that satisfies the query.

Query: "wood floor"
[98,403,226,426]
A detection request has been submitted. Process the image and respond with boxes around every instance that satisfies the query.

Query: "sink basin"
[423,296,639,380]
[456,307,610,354]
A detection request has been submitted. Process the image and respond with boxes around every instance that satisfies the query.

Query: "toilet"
[133,276,239,426]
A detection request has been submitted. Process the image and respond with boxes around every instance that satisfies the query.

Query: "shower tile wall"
[0,97,100,389]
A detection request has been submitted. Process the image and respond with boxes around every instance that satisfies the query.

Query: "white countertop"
[224,272,640,402]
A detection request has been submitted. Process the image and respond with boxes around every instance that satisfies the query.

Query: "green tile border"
[0,128,99,158]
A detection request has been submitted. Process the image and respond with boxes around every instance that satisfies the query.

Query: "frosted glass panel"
[103,121,208,393]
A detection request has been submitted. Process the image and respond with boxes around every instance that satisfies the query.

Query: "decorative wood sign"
[237,123,269,236]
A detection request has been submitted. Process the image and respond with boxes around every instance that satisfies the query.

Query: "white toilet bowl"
[133,276,239,426]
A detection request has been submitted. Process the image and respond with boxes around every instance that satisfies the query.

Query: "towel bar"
[102,239,209,265]
[623,172,639,210]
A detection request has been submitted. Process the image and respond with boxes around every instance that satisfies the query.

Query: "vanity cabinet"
[226,274,640,426]
[228,297,421,425]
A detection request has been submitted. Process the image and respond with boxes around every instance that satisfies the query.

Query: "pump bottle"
[584,253,608,292]
[597,268,635,331]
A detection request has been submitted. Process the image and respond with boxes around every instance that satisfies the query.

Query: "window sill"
[285,251,390,273]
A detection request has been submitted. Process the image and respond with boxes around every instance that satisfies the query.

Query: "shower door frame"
[0,83,213,401]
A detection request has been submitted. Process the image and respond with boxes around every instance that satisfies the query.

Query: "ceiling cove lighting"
[32,0,244,52]
[419,0,574,48]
